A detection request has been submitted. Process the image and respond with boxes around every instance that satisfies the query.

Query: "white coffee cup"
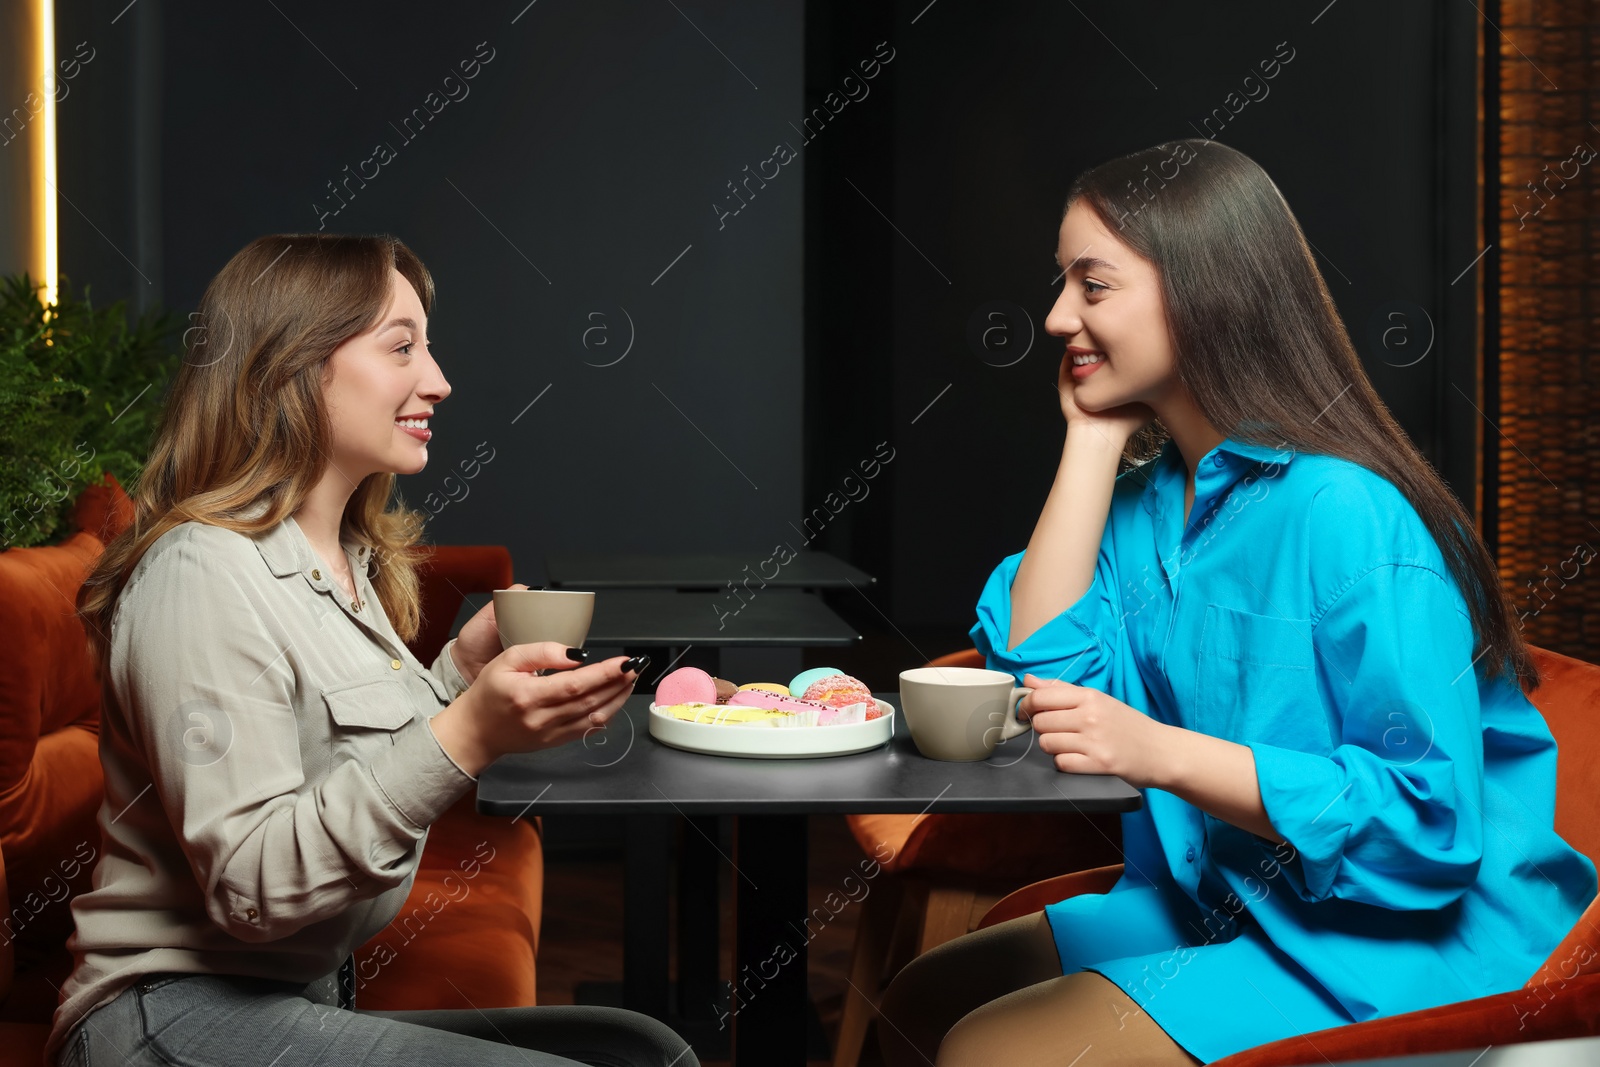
[492,589,595,649]
[897,666,1030,761]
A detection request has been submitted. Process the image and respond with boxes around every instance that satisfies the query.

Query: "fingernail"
[566,647,589,663]
[620,654,651,674]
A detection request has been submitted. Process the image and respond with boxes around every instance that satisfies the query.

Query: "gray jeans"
[57,973,698,1067]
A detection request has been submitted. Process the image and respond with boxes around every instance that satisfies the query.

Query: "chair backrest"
[0,476,132,966]
[407,545,514,664]
[1491,645,1600,992]
[925,647,986,671]
[1525,645,1600,869]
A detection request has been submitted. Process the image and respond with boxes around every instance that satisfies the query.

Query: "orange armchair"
[977,644,1600,1063]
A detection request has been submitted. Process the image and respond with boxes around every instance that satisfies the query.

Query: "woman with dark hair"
[52,234,698,1067]
[877,140,1596,1065]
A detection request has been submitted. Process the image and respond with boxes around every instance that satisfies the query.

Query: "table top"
[586,588,860,648]
[477,693,1143,817]
[546,549,877,590]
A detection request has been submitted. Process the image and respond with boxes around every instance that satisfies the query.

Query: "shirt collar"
[1212,435,1297,466]
[1143,433,1298,516]
[1154,433,1298,469]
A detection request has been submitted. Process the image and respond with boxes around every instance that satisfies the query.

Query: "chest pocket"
[321,676,415,758]
[1193,603,1328,751]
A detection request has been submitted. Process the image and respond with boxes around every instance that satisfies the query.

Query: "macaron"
[713,677,740,704]
[737,681,791,696]
[789,667,844,698]
[656,666,718,706]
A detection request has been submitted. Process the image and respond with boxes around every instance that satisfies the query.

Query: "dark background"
[54,0,1481,662]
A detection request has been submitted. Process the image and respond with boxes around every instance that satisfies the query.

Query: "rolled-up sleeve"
[1247,562,1484,909]
[113,538,475,943]
[969,541,1122,691]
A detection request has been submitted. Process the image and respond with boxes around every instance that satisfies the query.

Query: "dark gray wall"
[52,2,160,311]
[0,3,42,282]
[60,0,807,580]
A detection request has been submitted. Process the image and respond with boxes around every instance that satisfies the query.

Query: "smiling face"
[1045,200,1179,412]
[322,268,450,481]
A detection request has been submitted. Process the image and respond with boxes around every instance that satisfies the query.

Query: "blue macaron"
[788,667,845,699]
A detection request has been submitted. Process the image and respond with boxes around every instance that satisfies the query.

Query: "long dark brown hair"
[1065,138,1536,690]
[77,234,437,679]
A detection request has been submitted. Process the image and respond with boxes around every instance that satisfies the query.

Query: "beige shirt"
[48,500,478,1061]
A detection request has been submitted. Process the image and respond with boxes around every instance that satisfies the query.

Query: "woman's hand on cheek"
[1021,674,1179,788]
[452,583,529,684]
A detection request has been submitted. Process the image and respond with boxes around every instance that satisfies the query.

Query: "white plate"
[648,698,895,760]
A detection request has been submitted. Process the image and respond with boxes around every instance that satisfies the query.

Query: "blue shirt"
[970,435,1596,1063]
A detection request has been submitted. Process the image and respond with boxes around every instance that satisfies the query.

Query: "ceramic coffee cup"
[897,666,1031,761]
[492,589,595,650]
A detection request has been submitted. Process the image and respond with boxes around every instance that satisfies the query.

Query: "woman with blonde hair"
[878,140,1596,1064]
[53,234,696,1067]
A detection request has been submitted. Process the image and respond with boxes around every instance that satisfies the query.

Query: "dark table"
[546,549,877,591]
[478,692,1141,1066]
[586,588,860,651]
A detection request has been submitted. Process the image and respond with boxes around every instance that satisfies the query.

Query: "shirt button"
[312,569,322,580]
[391,659,402,670]
[1185,846,1196,863]
[1211,454,1225,467]
[245,907,259,920]
[352,601,361,612]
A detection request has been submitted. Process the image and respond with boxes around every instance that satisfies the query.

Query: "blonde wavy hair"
[77,233,437,678]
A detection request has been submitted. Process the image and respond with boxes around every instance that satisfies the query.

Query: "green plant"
[0,272,181,549]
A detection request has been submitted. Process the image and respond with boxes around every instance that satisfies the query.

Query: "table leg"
[621,647,724,1030]
[675,815,722,1022]
[624,813,672,1017]
[730,813,809,1066]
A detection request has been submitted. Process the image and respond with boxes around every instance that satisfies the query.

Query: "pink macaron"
[655,666,718,706]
